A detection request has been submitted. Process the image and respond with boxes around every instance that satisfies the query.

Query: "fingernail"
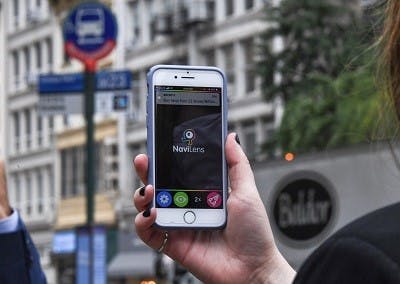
[143,208,151,217]
[235,134,241,145]
[139,185,146,196]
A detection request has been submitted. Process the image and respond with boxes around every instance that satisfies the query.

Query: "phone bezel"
[149,65,227,228]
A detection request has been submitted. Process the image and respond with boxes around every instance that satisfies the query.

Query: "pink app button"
[207,192,222,208]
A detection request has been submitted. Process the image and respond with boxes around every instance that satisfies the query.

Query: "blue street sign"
[38,70,132,115]
[76,227,90,284]
[39,71,131,94]
[93,227,106,284]
[63,2,117,62]
[52,230,76,254]
[39,73,83,94]
[96,70,132,90]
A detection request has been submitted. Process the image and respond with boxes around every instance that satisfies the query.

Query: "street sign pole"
[63,3,118,283]
[84,60,96,284]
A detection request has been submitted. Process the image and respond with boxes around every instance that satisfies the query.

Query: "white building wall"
[1,0,57,282]
[0,2,5,159]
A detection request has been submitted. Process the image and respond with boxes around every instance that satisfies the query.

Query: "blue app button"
[157,191,172,207]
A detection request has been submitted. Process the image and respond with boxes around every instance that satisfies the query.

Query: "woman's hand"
[133,133,295,284]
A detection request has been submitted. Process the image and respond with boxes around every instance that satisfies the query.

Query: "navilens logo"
[173,129,205,153]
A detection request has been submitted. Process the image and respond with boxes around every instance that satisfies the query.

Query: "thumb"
[225,133,257,195]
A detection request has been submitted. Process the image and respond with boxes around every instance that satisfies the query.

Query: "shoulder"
[0,216,47,283]
[294,202,400,284]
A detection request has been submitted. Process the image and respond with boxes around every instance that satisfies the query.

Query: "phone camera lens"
[174,75,177,79]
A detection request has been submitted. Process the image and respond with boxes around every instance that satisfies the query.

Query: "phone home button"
[183,211,196,224]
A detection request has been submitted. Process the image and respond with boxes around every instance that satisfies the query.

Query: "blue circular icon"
[63,2,118,61]
[157,191,172,208]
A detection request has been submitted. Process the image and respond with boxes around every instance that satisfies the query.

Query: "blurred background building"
[0,0,395,284]
[0,0,273,283]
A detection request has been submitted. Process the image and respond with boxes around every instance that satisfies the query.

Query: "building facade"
[0,0,278,282]
[1,0,59,282]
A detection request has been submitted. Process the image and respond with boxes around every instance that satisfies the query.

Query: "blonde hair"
[381,0,400,119]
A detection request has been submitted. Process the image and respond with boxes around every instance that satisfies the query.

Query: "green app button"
[174,192,189,207]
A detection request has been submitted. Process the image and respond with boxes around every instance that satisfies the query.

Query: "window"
[61,151,68,198]
[49,116,54,143]
[46,38,53,71]
[61,145,103,197]
[226,0,234,16]
[63,115,68,127]
[37,170,43,213]
[13,0,19,28]
[24,47,30,78]
[128,1,141,46]
[245,0,255,10]
[132,72,141,117]
[130,145,143,189]
[15,176,21,209]
[202,49,215,66]
[242,120,257,160]
[12,51,20,88]
[26,173,32,215]
[71,148,78,196]
[13,112,20,152]
[49,167,55,209]
[25,109,31,149]
[228,123,236,133]
[243,38,256,94]
[111,144,118,156]
[223,44,235,95]
[35,42,42,71]
[37,115,43,146]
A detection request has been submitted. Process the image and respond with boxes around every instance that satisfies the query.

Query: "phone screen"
[154,85,223,209]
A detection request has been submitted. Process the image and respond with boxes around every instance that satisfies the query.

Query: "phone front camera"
[174,75,177,79]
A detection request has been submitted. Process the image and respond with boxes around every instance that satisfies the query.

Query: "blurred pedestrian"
[132,1,400,283]
[0,160,46,283]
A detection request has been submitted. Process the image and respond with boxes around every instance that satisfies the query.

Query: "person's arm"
[133,133,296,284]
[0,160,47,283]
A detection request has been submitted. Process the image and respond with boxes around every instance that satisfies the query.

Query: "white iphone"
[146,65,228,228]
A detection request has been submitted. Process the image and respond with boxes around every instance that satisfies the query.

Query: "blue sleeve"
[0,210,20,233]
[0,214,47,283]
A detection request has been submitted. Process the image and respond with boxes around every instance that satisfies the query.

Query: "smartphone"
[146,65,228,228]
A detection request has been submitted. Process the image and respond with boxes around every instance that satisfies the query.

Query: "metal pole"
[84,61,96,284]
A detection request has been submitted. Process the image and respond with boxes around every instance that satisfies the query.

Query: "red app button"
[207,192,222,208]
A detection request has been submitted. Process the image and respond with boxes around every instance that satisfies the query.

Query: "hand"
[0,161,12,219]
[133,133,296,284]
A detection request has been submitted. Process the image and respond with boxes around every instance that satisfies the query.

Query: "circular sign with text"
[63,2,117,63]
[273,176,335,243]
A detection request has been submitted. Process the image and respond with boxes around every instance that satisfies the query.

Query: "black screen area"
[155,86,223,209]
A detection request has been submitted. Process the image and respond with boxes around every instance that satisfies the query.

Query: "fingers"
[134,208,167,251]
[133,154,148,185]
[225,133,257,195]
[133,184,154,212]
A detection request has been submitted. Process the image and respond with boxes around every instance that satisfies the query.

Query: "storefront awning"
[107,250,155,278]
[54,193,116,230]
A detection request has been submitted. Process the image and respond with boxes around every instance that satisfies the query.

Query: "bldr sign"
[273,178,334,242]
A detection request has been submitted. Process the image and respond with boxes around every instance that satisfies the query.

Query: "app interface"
[155,85,223,209]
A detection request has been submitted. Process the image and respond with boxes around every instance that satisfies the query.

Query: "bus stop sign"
[63,2,117,63]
